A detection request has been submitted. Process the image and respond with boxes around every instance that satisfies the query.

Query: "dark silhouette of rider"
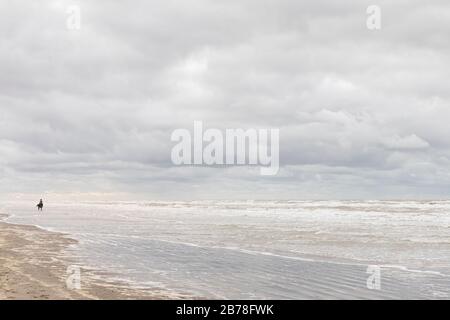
[37,199,43,211]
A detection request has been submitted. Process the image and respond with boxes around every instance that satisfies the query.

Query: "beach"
[0,216,185,300]
[1,200,450,299]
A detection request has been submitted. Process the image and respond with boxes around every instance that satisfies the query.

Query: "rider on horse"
[37,199,44,211]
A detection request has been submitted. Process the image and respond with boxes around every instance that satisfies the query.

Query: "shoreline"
[2,202,449,300]
[0,216,188,300]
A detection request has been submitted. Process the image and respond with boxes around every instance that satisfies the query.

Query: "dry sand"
[0,218,186,300]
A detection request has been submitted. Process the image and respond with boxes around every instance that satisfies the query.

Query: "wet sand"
[0,218,185,300]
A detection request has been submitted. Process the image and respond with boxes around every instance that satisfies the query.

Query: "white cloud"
[382,134,430,150]
[0,0,449,198]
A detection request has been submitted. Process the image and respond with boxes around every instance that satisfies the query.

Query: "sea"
[2,200,449,299]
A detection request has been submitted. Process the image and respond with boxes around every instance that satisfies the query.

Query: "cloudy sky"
[0,0,449,200]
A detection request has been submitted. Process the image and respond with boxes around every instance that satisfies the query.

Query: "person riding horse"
[37,199,44,211]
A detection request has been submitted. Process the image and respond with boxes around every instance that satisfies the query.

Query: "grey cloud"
[0,0,449,198]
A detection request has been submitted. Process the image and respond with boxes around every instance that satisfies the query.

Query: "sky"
[0,0,449,200]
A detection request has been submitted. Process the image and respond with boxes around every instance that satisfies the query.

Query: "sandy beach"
[2,200,449,300]
[0,216,185,300]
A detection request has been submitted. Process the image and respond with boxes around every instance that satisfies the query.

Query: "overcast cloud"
[0,0,449,199]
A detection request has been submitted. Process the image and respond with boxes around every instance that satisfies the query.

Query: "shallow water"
[2,200,450,299]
